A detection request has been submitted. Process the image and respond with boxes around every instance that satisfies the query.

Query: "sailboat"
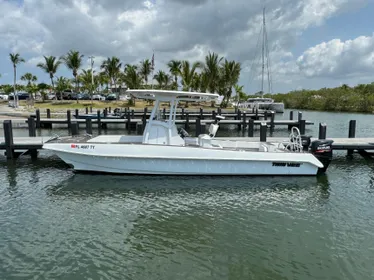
[239,8,284,113]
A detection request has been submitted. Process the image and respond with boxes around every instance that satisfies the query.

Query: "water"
[1,109,374,279]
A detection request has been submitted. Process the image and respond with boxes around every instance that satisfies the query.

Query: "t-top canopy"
[126,89,219,102]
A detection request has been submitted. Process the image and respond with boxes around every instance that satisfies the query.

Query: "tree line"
[1,51,244,108]
[270,83,374,113]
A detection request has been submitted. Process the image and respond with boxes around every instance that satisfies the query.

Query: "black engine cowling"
[310,140,334,173]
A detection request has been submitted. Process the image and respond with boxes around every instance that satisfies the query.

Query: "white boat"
[238,97,285,113]
[241,8,284,113]
[42,89,333,176]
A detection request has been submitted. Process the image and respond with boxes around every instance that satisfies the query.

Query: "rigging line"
[261,7,266,97]
[247,23,263,91]
[264,17,272,94]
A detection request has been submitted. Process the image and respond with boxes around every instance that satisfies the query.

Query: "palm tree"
[167,60,181,90]
[61,50,84,102]
[55,77,72,94]
[37,56,62,99]
[153,70,170,89]
[79,69,98,98]
[123,64,142,88]
[123,64,142,105]
[140,59,152,85]
[98,72,110,93]
[9,53,25,108]
[178,61,201,91]
[204,51,223,93]
[219,60,241,107]
[191,73,201,92]
[101,57,122,99]
[21,73,37,86]
[199,72,209,93]
[234,84,246,108]
[21,73,38,100]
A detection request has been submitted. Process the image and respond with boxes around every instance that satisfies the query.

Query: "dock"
[4,108,312,136]
[1,118,373,160]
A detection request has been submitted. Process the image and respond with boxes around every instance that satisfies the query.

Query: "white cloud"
[0,0,371,92]
[296,34,374,78]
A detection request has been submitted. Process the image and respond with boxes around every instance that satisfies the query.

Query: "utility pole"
[89,56,94,99]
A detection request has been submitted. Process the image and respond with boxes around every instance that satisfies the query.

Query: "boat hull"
[43,143,320,176]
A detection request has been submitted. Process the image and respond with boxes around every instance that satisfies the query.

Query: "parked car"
[58,89,78,100]
[119,95,131,101]
[77,93,91,100]
[47,93,57,100]
[0,94,8,101]
[105,93,117,101]
[92,94,105,101]
[8,92,30,107]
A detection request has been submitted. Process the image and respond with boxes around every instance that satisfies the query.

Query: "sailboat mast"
[261,7,266,98]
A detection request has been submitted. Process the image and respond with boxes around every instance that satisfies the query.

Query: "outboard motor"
[300,135,312,151]
[310,140,334,173]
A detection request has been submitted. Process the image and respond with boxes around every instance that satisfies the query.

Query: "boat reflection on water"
[46,171,331,198]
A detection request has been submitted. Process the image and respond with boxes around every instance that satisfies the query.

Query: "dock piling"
[289,111,293,120]
[299,119,306,135]
[90,106,92,113]
[270,112,275,131]
[298,111,302,121]
[36,109,41,128]
[71,122,79,136]
[4,120,14,159]
[242,112,247,131]
[136,122,143,134]
[347,120,356,156]
[28,117,36,137]
[127,110,131,132]
[260,122,267,142]
[319,123,327,140]
[142,114,146,132]
[195,118,201,137]
[248,119,254,137]
[67,110,71,129]
[97,110,102,135]
[85,107,89,114]
[75,109,79,118]
[185,113,190,130]
[86,118,92,135]
[237,109,242,130]
[46,109,51,119]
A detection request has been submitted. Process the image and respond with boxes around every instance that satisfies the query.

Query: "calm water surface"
[1,109,374,279]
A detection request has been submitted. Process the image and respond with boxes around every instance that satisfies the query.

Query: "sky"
[0,0,373,94]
